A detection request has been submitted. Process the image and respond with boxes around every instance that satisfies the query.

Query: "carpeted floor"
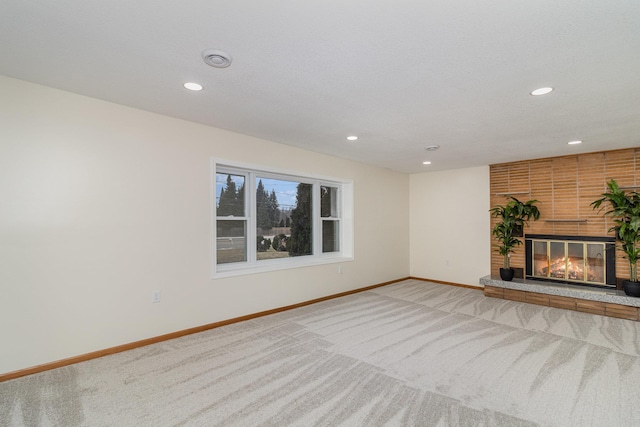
[2,279,640,426]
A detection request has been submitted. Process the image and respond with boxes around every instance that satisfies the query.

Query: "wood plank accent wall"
[490,148,640,282]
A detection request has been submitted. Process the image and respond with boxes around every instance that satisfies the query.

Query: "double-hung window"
[213,160,353,278]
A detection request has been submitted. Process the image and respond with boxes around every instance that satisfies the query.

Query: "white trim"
[213,158,350,184]
[214,254,355,279]
[312,180,321,256]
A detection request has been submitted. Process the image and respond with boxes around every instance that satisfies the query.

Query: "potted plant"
[490,197,540,281]
[591,179,640,296]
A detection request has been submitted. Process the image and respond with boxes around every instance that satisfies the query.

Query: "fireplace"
[525,234,616,288]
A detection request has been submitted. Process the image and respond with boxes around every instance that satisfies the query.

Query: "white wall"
[409,167,491,287]
[0,76,410,375]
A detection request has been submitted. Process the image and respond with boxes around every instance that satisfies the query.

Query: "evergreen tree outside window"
[289,183,313,256]
[255,179,270,231]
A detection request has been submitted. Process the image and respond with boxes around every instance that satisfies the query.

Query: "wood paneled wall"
[490,148,640,282]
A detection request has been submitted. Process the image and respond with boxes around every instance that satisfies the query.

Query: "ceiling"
[1,1,639,173]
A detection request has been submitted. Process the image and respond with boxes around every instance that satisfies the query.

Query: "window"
[216,172,247,265]
[321,185,340,253]
[213,160,353,277]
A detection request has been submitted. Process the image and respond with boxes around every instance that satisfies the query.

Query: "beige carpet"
[2,279,640,426]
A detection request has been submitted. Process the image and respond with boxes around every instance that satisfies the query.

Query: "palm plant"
[591,179,640,283]
[490,197,540,270]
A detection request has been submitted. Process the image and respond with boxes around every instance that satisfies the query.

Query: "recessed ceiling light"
[184,82,203,91]
[530,87,553,96]
[423,161,432,165]
[568,140,582,145]
[425,145,440,151]
[347,136,358,141]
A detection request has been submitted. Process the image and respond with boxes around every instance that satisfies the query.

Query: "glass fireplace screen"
[525,235,616,288]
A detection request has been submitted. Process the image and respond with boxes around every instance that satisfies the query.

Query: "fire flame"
[536,256,602,282]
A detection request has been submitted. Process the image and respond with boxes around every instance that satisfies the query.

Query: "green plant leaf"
[591,179,640,281]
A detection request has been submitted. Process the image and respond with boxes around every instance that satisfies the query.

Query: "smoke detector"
[425,145,440,151]
[202,49,232,68]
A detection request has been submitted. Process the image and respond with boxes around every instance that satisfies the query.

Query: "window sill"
[213,255,354,279]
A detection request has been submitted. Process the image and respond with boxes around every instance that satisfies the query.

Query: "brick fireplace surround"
[486,147,640,321]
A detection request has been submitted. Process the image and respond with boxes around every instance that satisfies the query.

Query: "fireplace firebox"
[525,234,616,288]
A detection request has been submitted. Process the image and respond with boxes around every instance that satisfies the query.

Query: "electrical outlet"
[338,265,343,274]
[152,290,161,303]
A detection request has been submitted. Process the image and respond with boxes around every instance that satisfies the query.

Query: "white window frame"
[212,158,354,278]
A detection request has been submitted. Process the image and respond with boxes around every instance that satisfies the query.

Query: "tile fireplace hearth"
[480,275,640,321]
